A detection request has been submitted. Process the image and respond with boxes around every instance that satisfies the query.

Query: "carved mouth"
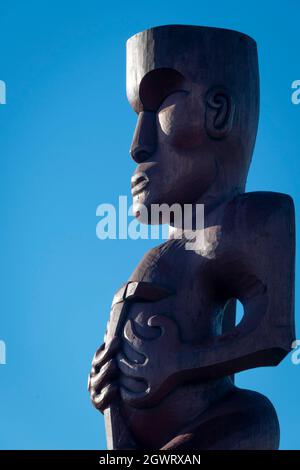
[131,172,149,196]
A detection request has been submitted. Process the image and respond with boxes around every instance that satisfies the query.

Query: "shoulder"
[224,191,295,235]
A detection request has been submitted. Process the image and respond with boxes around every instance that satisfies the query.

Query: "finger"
[148,314,179,338]
[92,336,121,369]
[93,337,118,363]
[92,383,119,413]
[90,343,105,376]
[95,342,106,356]
[117,351,144,378]
[90,359,118,390]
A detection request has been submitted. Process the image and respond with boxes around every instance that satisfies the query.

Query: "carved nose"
[130,111,157,163]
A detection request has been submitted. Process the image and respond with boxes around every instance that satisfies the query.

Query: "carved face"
[126,26,259,223]
[129,68,232,220]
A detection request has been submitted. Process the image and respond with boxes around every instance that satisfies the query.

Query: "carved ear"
[205,87,235,139]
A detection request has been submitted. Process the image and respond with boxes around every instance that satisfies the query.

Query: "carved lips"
[131,172,149,196]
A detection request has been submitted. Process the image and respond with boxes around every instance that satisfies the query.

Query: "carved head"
[126,25,259,218]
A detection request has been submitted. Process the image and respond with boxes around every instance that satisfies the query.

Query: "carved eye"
[157,91,189,136]
[158,90,189,112]
[157,88,206,149]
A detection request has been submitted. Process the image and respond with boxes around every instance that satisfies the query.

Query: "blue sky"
[0,0,299,449]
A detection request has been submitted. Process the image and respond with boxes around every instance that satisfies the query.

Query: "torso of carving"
[120,239,229,448]
[104,192,294,448]
[106,198,234,448]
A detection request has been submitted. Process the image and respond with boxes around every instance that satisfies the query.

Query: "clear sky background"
[0,0,299,450]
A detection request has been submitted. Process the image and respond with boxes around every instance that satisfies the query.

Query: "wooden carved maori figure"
[88,25,295,450]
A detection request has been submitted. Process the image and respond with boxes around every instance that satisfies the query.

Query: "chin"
[132,190,166,224]
[133,190,186,226]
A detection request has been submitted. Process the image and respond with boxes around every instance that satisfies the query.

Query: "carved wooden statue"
[88,25,295,450]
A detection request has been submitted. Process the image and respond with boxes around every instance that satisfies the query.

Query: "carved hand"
[117,314,187,408]
[88,336,121,413]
